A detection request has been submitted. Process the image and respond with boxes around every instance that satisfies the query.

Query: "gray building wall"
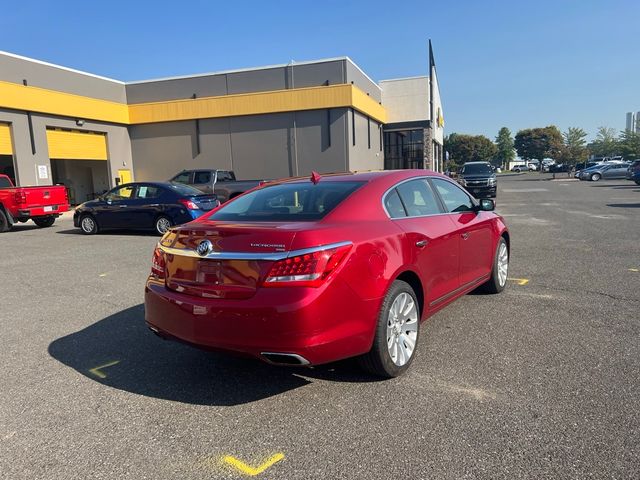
[347,109,384,172]
[0,51,126,103]
[126,60,348,104]
[130,108,350,183]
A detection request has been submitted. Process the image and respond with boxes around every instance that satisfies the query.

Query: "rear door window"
[209,181,364,221]
[395,179,441,217]
[194,171,212,184]
[384,189,407,218]
[217,171,234,181]
[431,178,475,213]
[136,185,162,199]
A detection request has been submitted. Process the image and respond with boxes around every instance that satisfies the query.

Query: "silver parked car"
[578,163,631,181]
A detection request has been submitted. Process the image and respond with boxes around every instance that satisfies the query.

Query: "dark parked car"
[549,163,571,173]
[626,160,640,185]
[73,182,219,235]
[457,161,497,198]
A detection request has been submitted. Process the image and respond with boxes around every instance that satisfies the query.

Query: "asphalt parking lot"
[1,174,638,479]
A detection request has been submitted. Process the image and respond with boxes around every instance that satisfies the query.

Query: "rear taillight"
[14,191,27,204]
[178,199,199,210]
[151,246,166,278]
[263,244,352,288]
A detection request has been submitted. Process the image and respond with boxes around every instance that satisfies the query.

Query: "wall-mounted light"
[76,119,85,126]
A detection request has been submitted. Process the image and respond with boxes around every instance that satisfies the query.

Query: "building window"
[383,129,424,170]
[367,117,371,149]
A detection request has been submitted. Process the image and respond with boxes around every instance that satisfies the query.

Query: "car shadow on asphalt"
[607,203,640,208]
[6,224,41,232]
[56,228,159,237]
[48,304,379,406]
[587,184,638,189]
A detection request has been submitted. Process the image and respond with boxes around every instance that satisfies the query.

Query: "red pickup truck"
[0,174,70,232]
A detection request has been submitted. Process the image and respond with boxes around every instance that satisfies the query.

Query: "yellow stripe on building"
[0,123,12,155]
[128,84,387,124]
[0,80,130,124]
[46,129,108,160]
[0,81,386,126]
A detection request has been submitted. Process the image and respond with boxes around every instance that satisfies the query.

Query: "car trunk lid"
[160,221,305,299]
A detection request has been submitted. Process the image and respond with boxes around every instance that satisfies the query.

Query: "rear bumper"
[144,276,381,365]
[17,204,68,219]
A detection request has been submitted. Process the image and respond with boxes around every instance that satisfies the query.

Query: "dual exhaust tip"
[260,352,310,366]
[147,327,309,366]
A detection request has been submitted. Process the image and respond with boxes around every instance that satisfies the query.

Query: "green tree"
[560,127,589,169]
[444,133,497,166]
[514,126,563,161]
[618,129,640,160]
[588,127,620,157]
[494,127,515,169]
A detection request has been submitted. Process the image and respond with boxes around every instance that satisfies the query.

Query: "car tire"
[479,237,509,294]
[358,280,420,378]
[79,214,98,235]
[33,216,56,228]
[591,173,601,182]
[154,215,172,236]
[0,209,10,232]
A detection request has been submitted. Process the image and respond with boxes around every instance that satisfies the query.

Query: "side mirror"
[478,198,495,211]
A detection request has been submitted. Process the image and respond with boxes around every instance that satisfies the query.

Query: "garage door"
[46,128,108,160]
[0,123,12,155]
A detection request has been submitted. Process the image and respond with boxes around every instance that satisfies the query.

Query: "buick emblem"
[196,239,213,257]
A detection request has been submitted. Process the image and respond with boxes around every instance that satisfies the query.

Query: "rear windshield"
[209,181,364,221]
[167,182,206,196]
[0,177,11,188]
[461,163,493,175]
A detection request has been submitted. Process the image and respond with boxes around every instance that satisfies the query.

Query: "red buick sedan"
[145,170,509,377]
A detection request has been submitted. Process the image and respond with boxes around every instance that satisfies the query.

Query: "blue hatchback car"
[73,182,220,235]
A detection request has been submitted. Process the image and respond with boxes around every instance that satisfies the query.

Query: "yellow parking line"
[88,360,120,379]
[629,268,639,272]
[222,453,284,476]
[508,278,529,286]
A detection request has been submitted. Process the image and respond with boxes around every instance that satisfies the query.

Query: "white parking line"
[502,188,549,192]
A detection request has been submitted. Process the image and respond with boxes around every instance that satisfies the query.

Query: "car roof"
[266,169,448,186]
[463,161,490,165]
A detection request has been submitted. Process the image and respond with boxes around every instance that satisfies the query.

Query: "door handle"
[461,233,470,240]
[415,240,428,248]
[119,205,128,208]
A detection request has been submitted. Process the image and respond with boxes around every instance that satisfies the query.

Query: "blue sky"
[2,0,638,141]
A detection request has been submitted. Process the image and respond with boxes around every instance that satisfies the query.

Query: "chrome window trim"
[158,240,352,261]
[381,175,478,220]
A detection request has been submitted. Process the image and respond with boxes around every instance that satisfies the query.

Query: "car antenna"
[310,171,321,184]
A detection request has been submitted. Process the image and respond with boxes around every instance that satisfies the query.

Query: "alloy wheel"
[156,217,171,234]
[386,292,418,366]
[81,216,95,233]
[497,242,509,287]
